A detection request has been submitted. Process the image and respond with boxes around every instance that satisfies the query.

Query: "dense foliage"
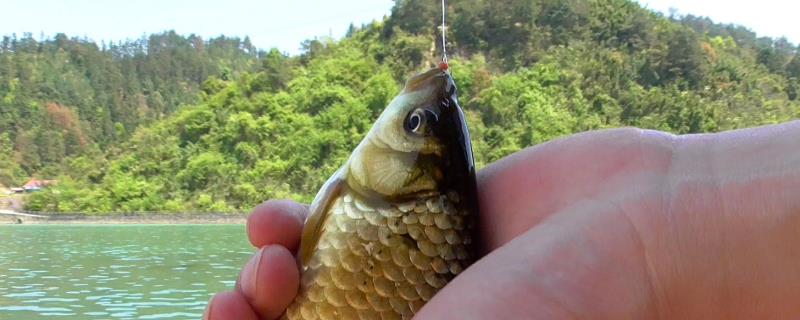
[11,0,800,213]
[0,31,261,185]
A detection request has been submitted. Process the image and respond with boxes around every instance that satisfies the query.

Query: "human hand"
[205,121,800,319]
[203,200,307,320]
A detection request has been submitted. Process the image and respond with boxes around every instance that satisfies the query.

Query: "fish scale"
[284,190,471,320]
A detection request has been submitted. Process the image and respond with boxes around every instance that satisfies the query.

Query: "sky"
[637,0,799,44]
[0,0,394,55]
[0,0,797,55]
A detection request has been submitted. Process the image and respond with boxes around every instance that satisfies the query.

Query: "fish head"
[347,68,476,200]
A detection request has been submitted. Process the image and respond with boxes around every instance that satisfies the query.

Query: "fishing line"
[441,0,447,64]
[439,0,450,72]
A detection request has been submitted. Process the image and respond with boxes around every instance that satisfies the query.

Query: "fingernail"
[240,246,266,298]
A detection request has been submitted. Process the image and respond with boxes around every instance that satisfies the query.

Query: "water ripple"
[0,224,251,319]
[140,312,202,319]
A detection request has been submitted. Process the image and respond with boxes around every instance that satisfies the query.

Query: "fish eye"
[405,108,427,134]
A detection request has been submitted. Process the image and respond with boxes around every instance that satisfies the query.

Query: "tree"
[15,0,800,214]
[0,133,24,186]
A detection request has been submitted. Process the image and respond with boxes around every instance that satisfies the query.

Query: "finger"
[204,291,259,320]
[247,199,308,251]
[237,245,299,320]
[674,120,800,215]
[418,200,659,319]
[476,128,675,250]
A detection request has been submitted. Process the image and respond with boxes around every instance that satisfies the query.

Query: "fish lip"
[431,72,457,119]
[444,72,457,97]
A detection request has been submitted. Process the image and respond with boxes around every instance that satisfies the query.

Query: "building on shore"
[22,179,57,192]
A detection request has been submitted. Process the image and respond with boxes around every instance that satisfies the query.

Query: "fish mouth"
[431,72,477,196]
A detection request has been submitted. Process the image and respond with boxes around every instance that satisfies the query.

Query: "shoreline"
[1,212,248,225]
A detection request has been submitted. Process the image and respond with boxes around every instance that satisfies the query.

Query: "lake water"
[0,224,254,319]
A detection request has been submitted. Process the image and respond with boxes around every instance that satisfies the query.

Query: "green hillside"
[0,31,262,185]
[12,0,800,213]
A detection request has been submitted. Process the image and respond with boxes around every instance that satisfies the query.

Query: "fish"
[283,66,479,320]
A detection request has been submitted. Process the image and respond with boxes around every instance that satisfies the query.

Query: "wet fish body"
[284,68,478,320]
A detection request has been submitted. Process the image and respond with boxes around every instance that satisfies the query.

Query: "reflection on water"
[0,224,253,319]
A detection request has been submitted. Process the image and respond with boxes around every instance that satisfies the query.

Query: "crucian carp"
[284,65,479,320]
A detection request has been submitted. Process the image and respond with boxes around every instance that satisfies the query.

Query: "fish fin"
[299,168,346,266]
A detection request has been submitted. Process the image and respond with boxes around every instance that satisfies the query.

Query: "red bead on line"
[439,61,449,71]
